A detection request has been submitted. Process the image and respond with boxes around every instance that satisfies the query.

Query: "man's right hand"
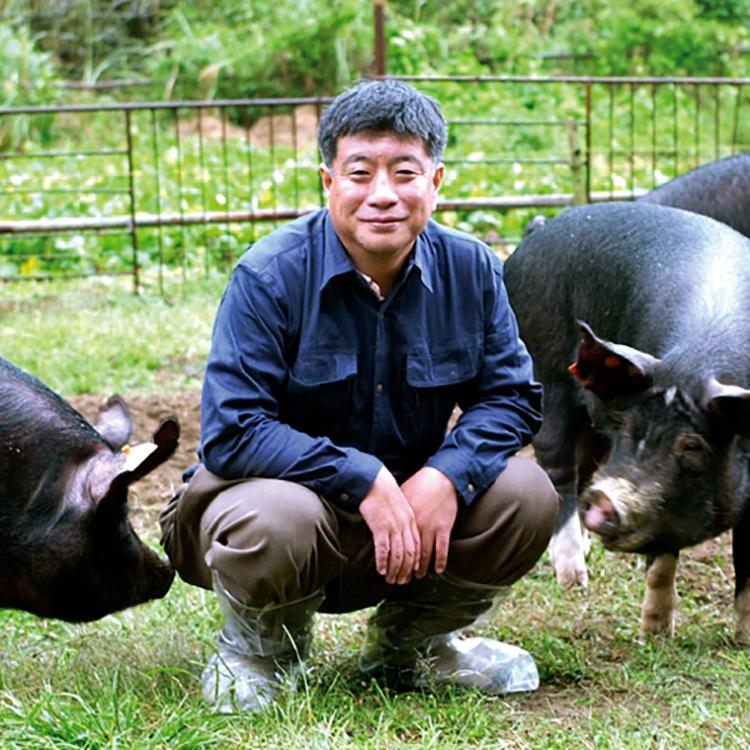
[359,466,421,585]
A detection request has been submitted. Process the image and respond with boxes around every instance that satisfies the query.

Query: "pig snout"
[580,488,620,538]
[141,546,175,601]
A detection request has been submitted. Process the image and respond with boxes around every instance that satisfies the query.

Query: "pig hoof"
[549,527,589,589]
[549,540,589,589]
[733,622,750,647]
[555,563,589,590]
[734,589,750,646]
[639,611,675,640]
[550,547,589,588]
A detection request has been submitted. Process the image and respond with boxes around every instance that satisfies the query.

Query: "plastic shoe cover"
[202,573,324,713]
[359,572,538,694]
[202,640,291,713]
[418,634,539,694]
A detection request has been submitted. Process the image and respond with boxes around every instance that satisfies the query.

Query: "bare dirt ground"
[70,390,202,534]
[176,104,320,150]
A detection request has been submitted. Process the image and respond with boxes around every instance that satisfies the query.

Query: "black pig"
[637,152,750,238]
[504,202,750,642]
[0,355,178,621]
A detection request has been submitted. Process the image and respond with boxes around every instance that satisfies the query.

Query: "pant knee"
[450,455,560,586]
[504,456,561,544]
[201,479,341,605]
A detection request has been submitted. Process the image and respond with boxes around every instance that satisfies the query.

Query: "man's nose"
[368,170,398,204]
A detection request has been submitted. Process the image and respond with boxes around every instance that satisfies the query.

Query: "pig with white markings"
[505,201,750,641]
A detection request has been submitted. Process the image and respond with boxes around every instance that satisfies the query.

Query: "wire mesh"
[1,76,749,289]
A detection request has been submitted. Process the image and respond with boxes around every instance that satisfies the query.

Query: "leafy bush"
[21,0,163,82]
[0,22,62,149]
[146,1,372,108]
[554,0,750,76]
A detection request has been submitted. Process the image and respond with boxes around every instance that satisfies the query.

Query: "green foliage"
[2,1,750,282]
[0,21,61,149]
[696,0,750,22]
[146,1,372,105]
[384,0,750,78]
[17,0,163,82]
[385,0,557,75]
[553,0,750,76]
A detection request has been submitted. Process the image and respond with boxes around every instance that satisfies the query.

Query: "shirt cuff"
[319,449,383,511]
[426,451,499,505]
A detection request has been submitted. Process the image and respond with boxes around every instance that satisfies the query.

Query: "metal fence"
[1,74,749,290]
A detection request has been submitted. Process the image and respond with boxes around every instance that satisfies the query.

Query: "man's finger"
[416,529,435,579]
[410,518,422,571]
[374,534,390,577]
[386,534,404,584]
[396,533,417,585]
[434,529,450,574]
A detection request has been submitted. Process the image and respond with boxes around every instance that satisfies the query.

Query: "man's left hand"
[400,467,459,579]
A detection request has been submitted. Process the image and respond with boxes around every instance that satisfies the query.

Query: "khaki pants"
[159,456,560,612]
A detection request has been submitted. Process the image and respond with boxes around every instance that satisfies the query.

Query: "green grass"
[1,273,224,395]
[1,545,748,749]
[2,280,750,748]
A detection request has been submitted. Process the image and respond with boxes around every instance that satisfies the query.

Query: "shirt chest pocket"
[403,344,482,436]
[284,352,358,435]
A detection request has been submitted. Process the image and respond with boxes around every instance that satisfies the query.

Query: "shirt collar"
[412,230,434,294]
[320,211,357,291]
[319,209,435,295]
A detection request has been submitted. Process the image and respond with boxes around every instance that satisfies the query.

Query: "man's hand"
[400,467,459,578]
[360,466,421,585]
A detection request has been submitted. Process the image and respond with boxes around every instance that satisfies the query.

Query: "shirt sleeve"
[425,259,543,504]
[199,264,382,510]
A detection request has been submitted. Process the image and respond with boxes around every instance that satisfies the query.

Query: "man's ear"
[430,163,444,212]
[432,162,445,192]
[320,163,333,194]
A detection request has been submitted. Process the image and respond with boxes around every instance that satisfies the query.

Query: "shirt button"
[376,383,384,393]
[467,483,475,493]
[340,492,349,502]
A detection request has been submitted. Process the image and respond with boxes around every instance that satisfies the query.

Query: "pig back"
[637,153,750,239]
[504,202,750,384]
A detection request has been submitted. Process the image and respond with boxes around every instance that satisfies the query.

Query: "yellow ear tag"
[122,442,158,472]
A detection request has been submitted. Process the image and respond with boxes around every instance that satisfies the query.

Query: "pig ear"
[96,417,180,516]
[568,321,660,400]
[93,395,132,450]
[703,378,750,437]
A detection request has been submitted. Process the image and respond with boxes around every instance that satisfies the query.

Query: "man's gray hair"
[318,79,447,167]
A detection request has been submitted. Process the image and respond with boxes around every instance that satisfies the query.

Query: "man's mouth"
[361,216,405,226]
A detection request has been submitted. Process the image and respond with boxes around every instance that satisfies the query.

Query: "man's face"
[320,130,444,269]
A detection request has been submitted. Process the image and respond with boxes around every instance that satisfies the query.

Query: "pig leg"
[532,391,591,588]
[639,552,679,639]
[732,513,750,645]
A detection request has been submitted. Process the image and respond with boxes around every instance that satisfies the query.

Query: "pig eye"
[675,434,709,455]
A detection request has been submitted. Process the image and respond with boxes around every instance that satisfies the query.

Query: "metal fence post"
[566,117,586,205]
[124,109,140,293]
[374,0,386,76]
[584,81,592,203]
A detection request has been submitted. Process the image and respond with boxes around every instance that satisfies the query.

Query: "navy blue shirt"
[200,208,542,511]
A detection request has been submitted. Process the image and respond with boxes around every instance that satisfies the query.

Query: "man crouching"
[160,79,559,712]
